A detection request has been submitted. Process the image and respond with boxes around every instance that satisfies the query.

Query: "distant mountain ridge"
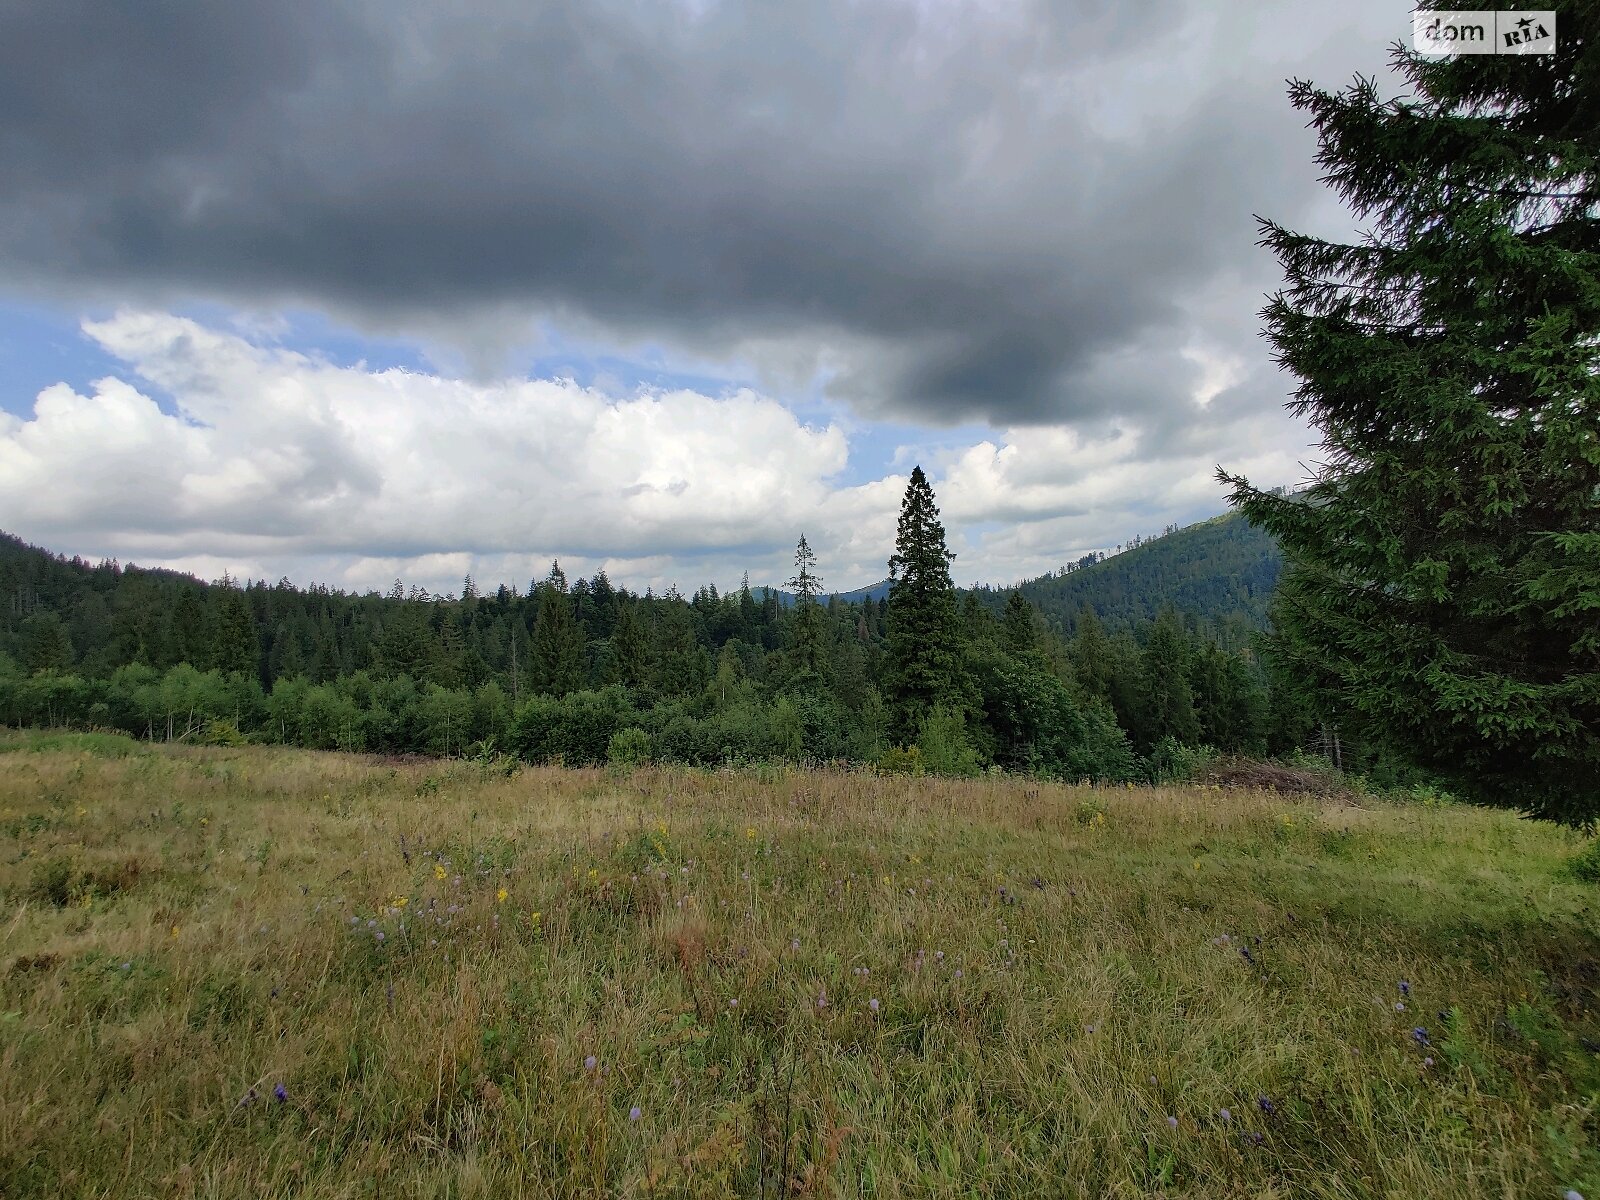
[989,511,1282,647]
[756,510,1282,646]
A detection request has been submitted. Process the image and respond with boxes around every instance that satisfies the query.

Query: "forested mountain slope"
[974,512,1282,648]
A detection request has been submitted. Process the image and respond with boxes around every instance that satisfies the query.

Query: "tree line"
[0,470,1309,779]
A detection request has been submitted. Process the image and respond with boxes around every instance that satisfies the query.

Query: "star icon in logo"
[1516,16,1533,31]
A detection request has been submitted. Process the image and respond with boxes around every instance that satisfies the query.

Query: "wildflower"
[374,931,385,942]
[434,864,447,880]
[274,1083,288,1103]
[1563,1191,1584,1200]
[1166,1116,1178,1130]
[791,939,800,952]
[584,1055,597,1071]
[1423,1056,1434,1067]
[1245,1131,1265,1147]
[630,1106,642,1122]
[1218,1109,1232,1123]
[239,1088,258,1108]
[496,887,508,905]
[869,998,880,1013]
[1411,1027,1429,1047]
[1395,1002,1406,1012]
[745,827,755,840]
[1398,980,1410,996]
[1256,1095,1276,1117]
[954,969,963,979]
[728,998,739,1009]
[1149,1075,1157,1085]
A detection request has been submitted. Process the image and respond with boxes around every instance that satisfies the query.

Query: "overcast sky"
[0,0,1409,596]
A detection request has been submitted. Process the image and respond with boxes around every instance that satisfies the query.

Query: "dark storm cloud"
[0,0,1383,425]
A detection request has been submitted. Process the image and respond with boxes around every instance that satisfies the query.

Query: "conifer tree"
[530,568,584,697]
[786,534,827,681]
[605,599,648,690]
[209,587,258,679]
[1223,23,1600,823]
[1002,591,1036,656]
[885,466,967,740]
[1135,608,1200,752]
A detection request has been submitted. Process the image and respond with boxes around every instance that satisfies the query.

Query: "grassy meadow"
[2,731,1598,1199]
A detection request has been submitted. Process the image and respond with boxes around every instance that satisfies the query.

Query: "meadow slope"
[2,733,1598,1198]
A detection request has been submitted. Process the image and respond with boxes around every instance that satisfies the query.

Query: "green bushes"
[606,726,651,767]
[513,686,638,765]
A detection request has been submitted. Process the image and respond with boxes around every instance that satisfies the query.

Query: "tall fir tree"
[885,466,967,740]
[1135,608,1200,752]
[604,599,649,691]
[1002,591,1036,657]
[1223,21,1600,823]
[530,568,584,697]
[209,586,258,679]
[786,533,827,682]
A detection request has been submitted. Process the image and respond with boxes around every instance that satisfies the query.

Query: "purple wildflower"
[584,1055,597,1071]
[273,1083,288,1104]
[1218,1109,1232,1123]
[1411,1027,1429,1047]
[629,1106,642,1122]
[1166,1115,1178,1130]
[869,998,880,1013]
[1256,1095,1276,1117]
[1398,980,1410,996]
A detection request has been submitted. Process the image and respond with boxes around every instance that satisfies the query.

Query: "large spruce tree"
[530,563,584,697]
[786,533,828,682]
[1224,23,1600,824]
[885,466,967,740]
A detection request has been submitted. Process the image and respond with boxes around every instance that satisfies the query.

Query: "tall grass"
[1,730,1597,1198]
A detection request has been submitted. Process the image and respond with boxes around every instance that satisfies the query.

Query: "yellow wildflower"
[745,827,756,840]
[434,863,447,880]
[170,924,181,938]
[497,887,509,904]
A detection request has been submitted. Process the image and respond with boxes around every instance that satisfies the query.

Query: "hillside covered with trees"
[0,478,1311,780]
